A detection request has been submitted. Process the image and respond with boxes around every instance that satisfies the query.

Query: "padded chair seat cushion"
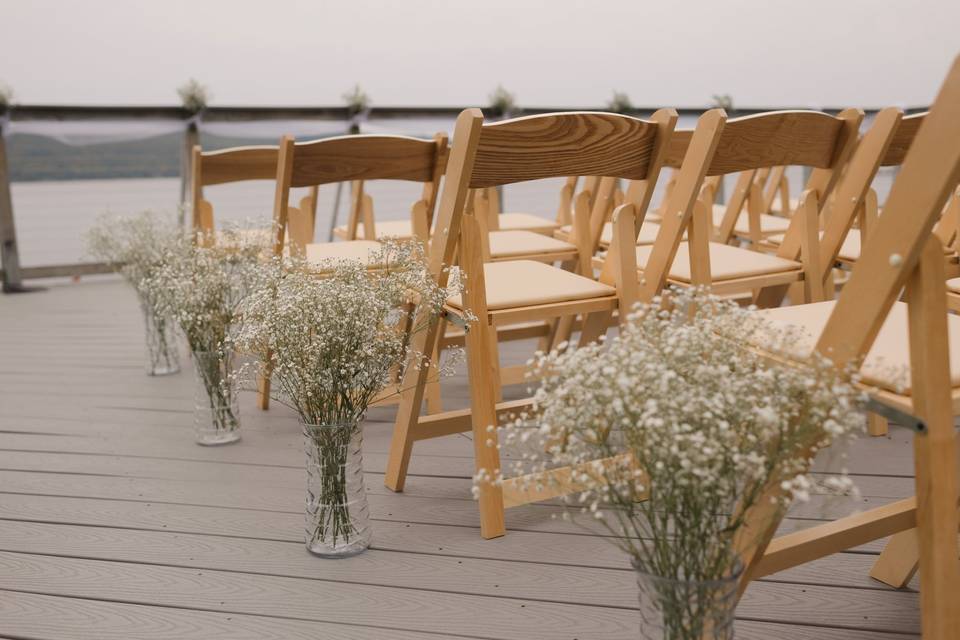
[757,300,960,394]
[498,212,559,233]
[446,260,616,311]
[947,277,960,294]
[711,204,792,236]
[306,240,383,266]
[334,220,414,240]
[488,230,577,258]
[767,229,951,263]
[635,242,802,283]
[558,221,679,246]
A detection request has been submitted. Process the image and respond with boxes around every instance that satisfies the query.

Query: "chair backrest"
[639,109,864,300]
[272,133,449,254]
[190,145,282,234]
[816,57,960,365]
[429,109,679,288]
[879,112,926,167]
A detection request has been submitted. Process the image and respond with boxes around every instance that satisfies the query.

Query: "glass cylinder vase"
[303,421,371,558]
[634,561,740,640]
[191,349,241,446]
[141,301,180,376]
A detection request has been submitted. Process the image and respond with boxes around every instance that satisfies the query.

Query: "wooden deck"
[0,279,926,639]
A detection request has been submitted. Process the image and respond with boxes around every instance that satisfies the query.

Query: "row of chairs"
[187,56,960,638]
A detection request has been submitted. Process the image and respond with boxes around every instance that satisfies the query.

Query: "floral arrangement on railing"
[489,289,864,639]
[86,211,190,375]
[487,84,518,119]
[178,78,209,114]
[0,83,13,111]
[607,90,634,114]
[143,231,263,445]
[233,241,454,556]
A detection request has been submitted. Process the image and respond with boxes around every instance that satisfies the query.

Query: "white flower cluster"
[142,238,263,356]
[232,240,452,427]
[85,210,190,306]
[493,288,865,582]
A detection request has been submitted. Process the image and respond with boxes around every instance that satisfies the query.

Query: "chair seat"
[947,277,960,294]
[333,220,414,240]
[488,230,577,259]
[712,204,792,236]
[767,230,952,263]
[558,221,679,246]
[769,197,800,215]
[498,212,559,234]
[766,231,860,262]
[305,240,383,265]
[635,242,802,283]
[446,260,615,311]
[757,300,960,394]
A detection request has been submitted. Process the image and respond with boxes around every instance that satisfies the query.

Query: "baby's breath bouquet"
[493,289,863,640]
[233,241,450,556]
[86,211,190,376]
[144,239,263,445]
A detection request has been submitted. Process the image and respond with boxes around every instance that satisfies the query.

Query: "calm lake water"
[11,168,896,270]
[10,175,572,267]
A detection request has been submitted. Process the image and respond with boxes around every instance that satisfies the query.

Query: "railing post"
[0,122,24,292]
[179,118,199,226]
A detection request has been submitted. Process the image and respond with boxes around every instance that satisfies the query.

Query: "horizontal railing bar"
[2,104,931,122]
[1,262,115,280]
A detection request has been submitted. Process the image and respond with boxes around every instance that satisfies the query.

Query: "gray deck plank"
[0,279,925,638]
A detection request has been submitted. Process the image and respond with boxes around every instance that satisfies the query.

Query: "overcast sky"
[2,0,958,109]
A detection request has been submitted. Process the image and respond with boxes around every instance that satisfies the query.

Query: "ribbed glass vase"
[191,349,241,446]
[634,561,741,640]
[303,421,371,558]
[141,301,180,376]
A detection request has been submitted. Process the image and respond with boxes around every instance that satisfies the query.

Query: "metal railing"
[0,103,925,292]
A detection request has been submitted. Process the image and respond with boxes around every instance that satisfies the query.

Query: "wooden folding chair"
[331,161,445,242]
[254,133,449,409]
[618,109,862,305]
[737,55,960,639]
[473,176,590,236]
[190,144,318,244]
[386,108,679,539]
[762,113,931,272]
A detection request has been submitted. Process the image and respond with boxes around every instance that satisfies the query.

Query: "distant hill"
[7,133,273,182]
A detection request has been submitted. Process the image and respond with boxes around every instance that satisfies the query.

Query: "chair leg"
[578,309,613,347]
[385,320,442,492]
[256,358,272,410]
[424,322,446,415]
[870,528,920,588]
[465,317,506,539]
[905,238,960,638]
[550,315,577,351]
[867,412,889,437]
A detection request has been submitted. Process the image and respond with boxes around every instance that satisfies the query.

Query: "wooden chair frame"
[255,132,449,409]
[627,109,862,306]
[386,108,678,539]
[737,56,960,639]
[189,144,318,244]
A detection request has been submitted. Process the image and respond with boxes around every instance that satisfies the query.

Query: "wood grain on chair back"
[195,146,279,186]
[272,133,449,254]
[706,111,855,175]
[287,135,446,188]
[879,112,926,167]
[428,108,678,284]
[468,112,670,187]
[190,145,280,234]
